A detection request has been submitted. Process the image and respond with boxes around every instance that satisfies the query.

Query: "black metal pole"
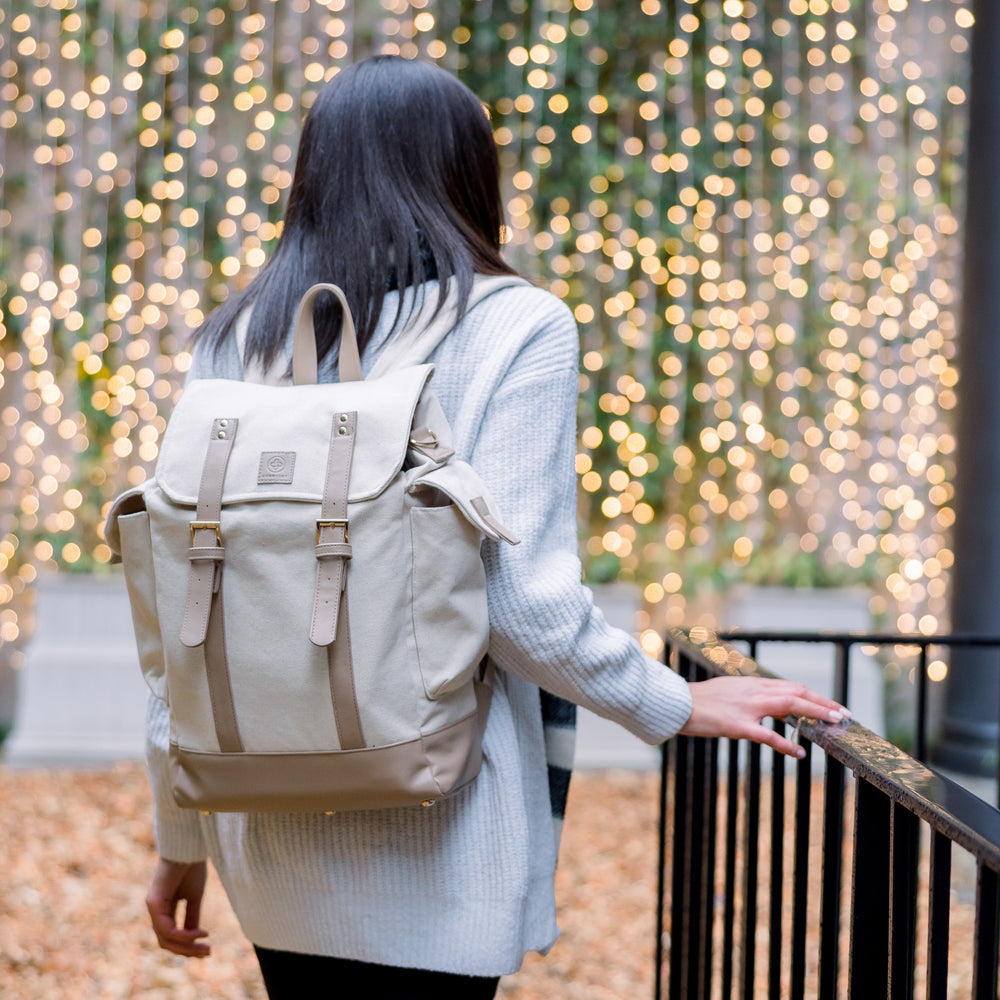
[941,0,1000,776]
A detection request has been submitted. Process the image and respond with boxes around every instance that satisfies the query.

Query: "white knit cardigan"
[145,279,693,977]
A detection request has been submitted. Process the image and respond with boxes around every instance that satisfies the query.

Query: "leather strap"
[471,496,520,545]
[309,410,363,749]
[181,418,238,648]
[204,584,244,752]
[310,411,357,646]
[292,283,363,385]
[328,589,365,750]
[408,425,455,463]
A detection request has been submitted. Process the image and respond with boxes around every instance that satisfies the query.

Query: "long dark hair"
[195,56,515,368]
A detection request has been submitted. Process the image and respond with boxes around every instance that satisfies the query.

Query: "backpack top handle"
[291,283,364,385]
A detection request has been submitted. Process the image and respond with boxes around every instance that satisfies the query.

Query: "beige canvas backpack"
[105,279,520,812]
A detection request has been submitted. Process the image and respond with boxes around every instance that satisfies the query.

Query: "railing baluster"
[889,801,919,1000]
[721,738,740,1000]
[926,830,951,1000]
[741,741,761,1000]
[768,721,785,1000]
[818,756,845,1000]
[668,651,693,1000]
[972,862,1000,1000]
[655,642,676,1000]
[790,737,812,1000]
[833,641,850,709]
[697,736,719,1000]
[687,727,707,999]
[669,728,691,1000]
[849,781,891,995]
[916,644,929,762]
[655,738,669,1000]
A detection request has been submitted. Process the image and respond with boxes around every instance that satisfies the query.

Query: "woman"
[143,56,848,998]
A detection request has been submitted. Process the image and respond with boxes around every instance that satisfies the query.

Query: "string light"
[0,0,971,669]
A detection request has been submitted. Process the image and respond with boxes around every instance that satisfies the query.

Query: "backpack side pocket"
[117,508,168,702]
[409,503,489,701]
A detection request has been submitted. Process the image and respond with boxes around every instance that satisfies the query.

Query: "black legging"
[254,945,501,1000]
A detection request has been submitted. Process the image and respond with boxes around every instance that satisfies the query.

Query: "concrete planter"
[3,574,661,770]
[0,588,33,748]
[575,583,660,771]
[3,574,148,766]
[577,584,886,769]
[14,578,878,772]
[0,646,20,747]
[722,585,884,735]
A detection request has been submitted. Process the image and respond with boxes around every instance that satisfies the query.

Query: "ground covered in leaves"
[0,765,660,999]
[0,763,980,998]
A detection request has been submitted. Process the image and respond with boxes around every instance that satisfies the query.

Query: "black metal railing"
[718,629,1000,798]
[656,630,1000,1000]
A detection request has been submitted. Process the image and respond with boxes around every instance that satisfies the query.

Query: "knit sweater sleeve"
[145,693,208,862]
[473,299,693,744]
[142,336,219,863]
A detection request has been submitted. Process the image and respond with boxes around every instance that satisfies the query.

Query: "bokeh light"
[0,0,971,656]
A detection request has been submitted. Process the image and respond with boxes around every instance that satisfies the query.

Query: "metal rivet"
[217,431,226,439]
[324,811,335,816]
[219,419,228,427]
[338,426,347,435]
[339,413,348,422]
[421,800,434,808]
[200,810,212,816]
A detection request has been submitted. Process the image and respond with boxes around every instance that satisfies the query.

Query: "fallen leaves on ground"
[0,763,979,998]
[0,765,659,999]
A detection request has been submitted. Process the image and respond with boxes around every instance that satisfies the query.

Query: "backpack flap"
[154,365,434,506]
[409,464,519,545]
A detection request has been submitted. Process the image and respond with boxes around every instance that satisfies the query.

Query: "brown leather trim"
[179,418,242,751]
[204,584,243,753]
[291,283,362,385]
[180,417,238,648]
[329,589,364,750]
[310,411,356,646]
[168,695,488,812]
[470,495,520,545]
[408,425,455,463]
[446,677,491,793]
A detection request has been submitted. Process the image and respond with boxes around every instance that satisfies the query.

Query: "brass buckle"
[189,520,221,545]
[316,518,349,543]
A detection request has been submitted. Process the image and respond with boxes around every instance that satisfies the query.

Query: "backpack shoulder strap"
[367,274,530,378]
[236,274,530,383]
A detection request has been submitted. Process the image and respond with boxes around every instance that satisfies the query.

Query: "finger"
[184,897,202,932]
[161,924,209,944]
[750,724,806,760]
[146,896,176,932]
[794,689,851,716]
[763,695,849,724]
[757,681,849,716]
[147,900,209,950]
[154,921,210,956]
[158,933,211,958]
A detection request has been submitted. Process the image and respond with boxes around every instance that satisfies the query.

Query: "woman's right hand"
[679,675,850,759]
[146,857,211,958]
